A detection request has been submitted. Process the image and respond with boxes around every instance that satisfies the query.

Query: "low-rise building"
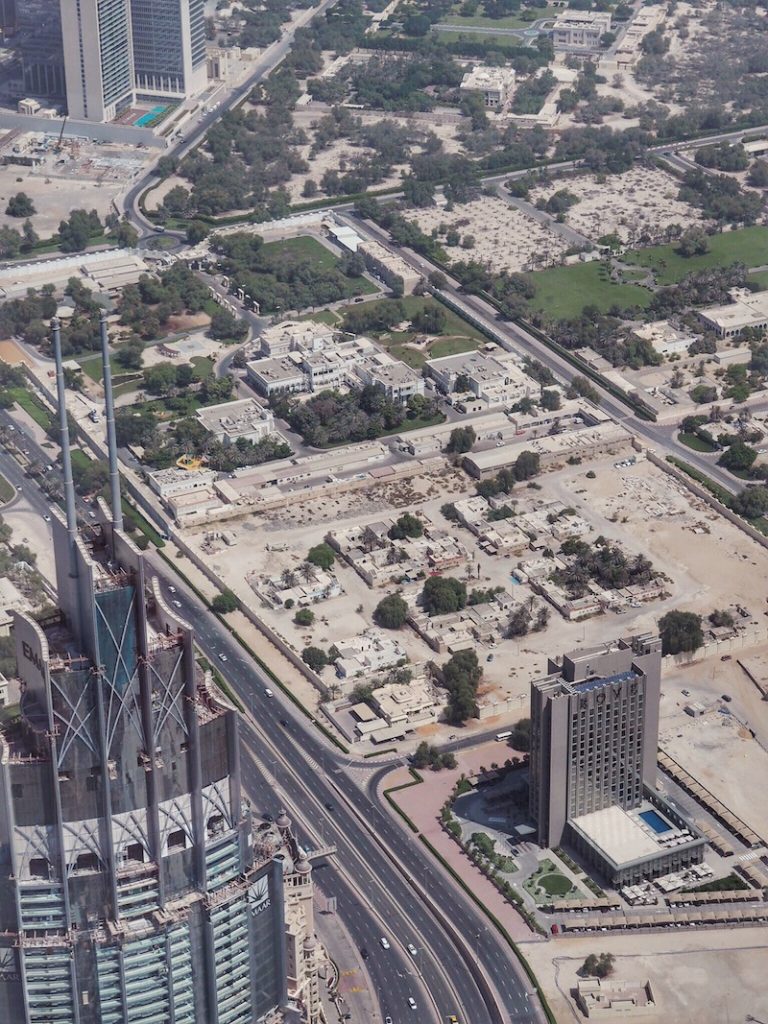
[247,569,343,609]
[258,319,337,357]
[712,346,752,365]
[631,320,696,357]
[552,10,612,49]
[246,354,306,397]
[333,629,407,679]
[301,351,346,391]
[196,397,276,445]
[357,353,425,402]
[459,65,516,109]
[574,978,656,1017]
[371,678,443,730]
[357,239,421,294]
[698,289,768,338]
[147,466,218,499]
[426,349,540,408]
[463,422,633,479]
[452,495,491,533]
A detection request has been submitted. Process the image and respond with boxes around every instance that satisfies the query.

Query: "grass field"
[626,226,768,285]
[69,449,91,474]
[526,261,652,319]
[748,269,768,289]
[298,309,341,326]
[261,236,378,298]
[0,471,13,505]
[443,10,531,29]
[429,336,479,359]
[679,432,718,453]
[7,388,53,431]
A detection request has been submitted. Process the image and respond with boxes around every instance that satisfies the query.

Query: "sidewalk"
[314,885,380,1024]
[384,740,547,944]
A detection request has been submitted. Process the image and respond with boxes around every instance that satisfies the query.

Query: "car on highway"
[43,514,51,522]
[379,937,390,950]
[407,943,417,956]
[218,653,228,662]
[384,1018,392,1024]
[360,948,368,960]
[279,719,289,728]
[173,600,182,609]
[408,997,417,1010]
[324,801,335,812]
[265,687,273,697]
[168,586,177,593]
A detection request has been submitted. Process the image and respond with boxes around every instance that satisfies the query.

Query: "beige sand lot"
[527,166,705,245]
[526,927,768,1024]
[407,196,569,273]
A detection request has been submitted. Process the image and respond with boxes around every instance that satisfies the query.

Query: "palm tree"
[281,568,297,589]
[299,562,316,583]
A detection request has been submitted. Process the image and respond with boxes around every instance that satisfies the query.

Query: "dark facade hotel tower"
[0,316,285,1023]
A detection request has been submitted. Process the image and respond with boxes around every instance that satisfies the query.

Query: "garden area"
[523,858,580,903]
[526,261,652,320]
[625,226,768,286]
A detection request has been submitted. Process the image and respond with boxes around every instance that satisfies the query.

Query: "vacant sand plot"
[526,928,768,1024]
[528,166,705,245]
[0,170,124,238]
[408,196,568,273]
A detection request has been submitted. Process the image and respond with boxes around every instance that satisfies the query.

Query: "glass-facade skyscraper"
[0,321,286,1023]
[60,0,135,121]
[130,0,207,98]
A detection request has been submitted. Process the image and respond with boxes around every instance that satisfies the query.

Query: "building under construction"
[0,316,286,1023]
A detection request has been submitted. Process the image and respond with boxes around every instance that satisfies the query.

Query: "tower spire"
[52,318,79,575]
[99,311,123,530]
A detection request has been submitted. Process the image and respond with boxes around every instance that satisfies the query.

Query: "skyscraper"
[129,0,207,100]
[60,0,135,121]
[17,0,66,100]
[0,317,286,1023]
[529,633,662,848]
[529,634,705,886]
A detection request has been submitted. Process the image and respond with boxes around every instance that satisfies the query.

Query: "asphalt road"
[147,554,545,1024]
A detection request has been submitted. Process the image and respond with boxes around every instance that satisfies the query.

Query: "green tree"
[658,610,703,656]
[374,593,408,629]
[58,209,102,252]
[209,307,249,342]
[446,426,476,454]
[718,439,757,472]
[294,607,315,626]
[307,542,335,569]
[211,590,238,613]
[388,512,423,540]
[731,485,768,519]
[6,192,35,218]
[301,646,328,672]
[142,362,178,396]
[186,221,210,245]
[422,576,467,616]
[541,389,561,411]
[442,649,482,724]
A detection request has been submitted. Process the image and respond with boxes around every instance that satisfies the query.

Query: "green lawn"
[526,261,652,319]
[78,355,104,382]
[429,336,479,359]
[0,471,13,504]
[748,269,768,289]
[261,236,378,298]
[538,872,576,897]
[190,356,215,378]
[389,344,426,369]
[7,388,53,431]
[297,309,341,326]
[626,226,768,285]
[69,449,91,473]
[443,9,531,29]
[679,432,718,453]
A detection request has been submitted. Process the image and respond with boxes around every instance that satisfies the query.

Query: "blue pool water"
[639,809,672,834]
[136,105,167,127]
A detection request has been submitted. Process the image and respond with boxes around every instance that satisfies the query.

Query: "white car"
[380,937,390,950]
[43,514,51,523]
[265,688,273,698]
[385,1018,393,1024]
[168,586,177,594]
[408,997,417,1010]
[218,653,228,662]
[173,600,182,609]
[407,943,418,956]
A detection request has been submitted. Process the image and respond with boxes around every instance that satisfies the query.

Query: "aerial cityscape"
[0,0,766,1021]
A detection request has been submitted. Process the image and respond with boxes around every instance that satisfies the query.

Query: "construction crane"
[54,116,68,153]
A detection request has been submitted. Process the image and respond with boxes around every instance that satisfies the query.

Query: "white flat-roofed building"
[259,319,337,358]
[631,320,695,357]
[426,349,540,407]
[333,629,407,679]
[301,351,346,391]
[357,353,425,402]
[372,679,443,729]
[459,65,516,109]
[196,397,276,445]
[698,289,768,338]
[246,354,306,397]
[147,466,218,498]
[552,10,612,49]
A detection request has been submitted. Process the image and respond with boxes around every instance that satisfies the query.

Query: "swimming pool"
[639,809,672,834]
[136,105,167,127]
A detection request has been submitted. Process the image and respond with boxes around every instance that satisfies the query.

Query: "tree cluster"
[475,450,541,499]
[553,537,657,599]
[441,649,482,724]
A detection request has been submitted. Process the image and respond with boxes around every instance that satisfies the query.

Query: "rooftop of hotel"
[569,800,703,869]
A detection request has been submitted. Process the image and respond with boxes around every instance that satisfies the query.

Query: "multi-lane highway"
[0,402,545,1024]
